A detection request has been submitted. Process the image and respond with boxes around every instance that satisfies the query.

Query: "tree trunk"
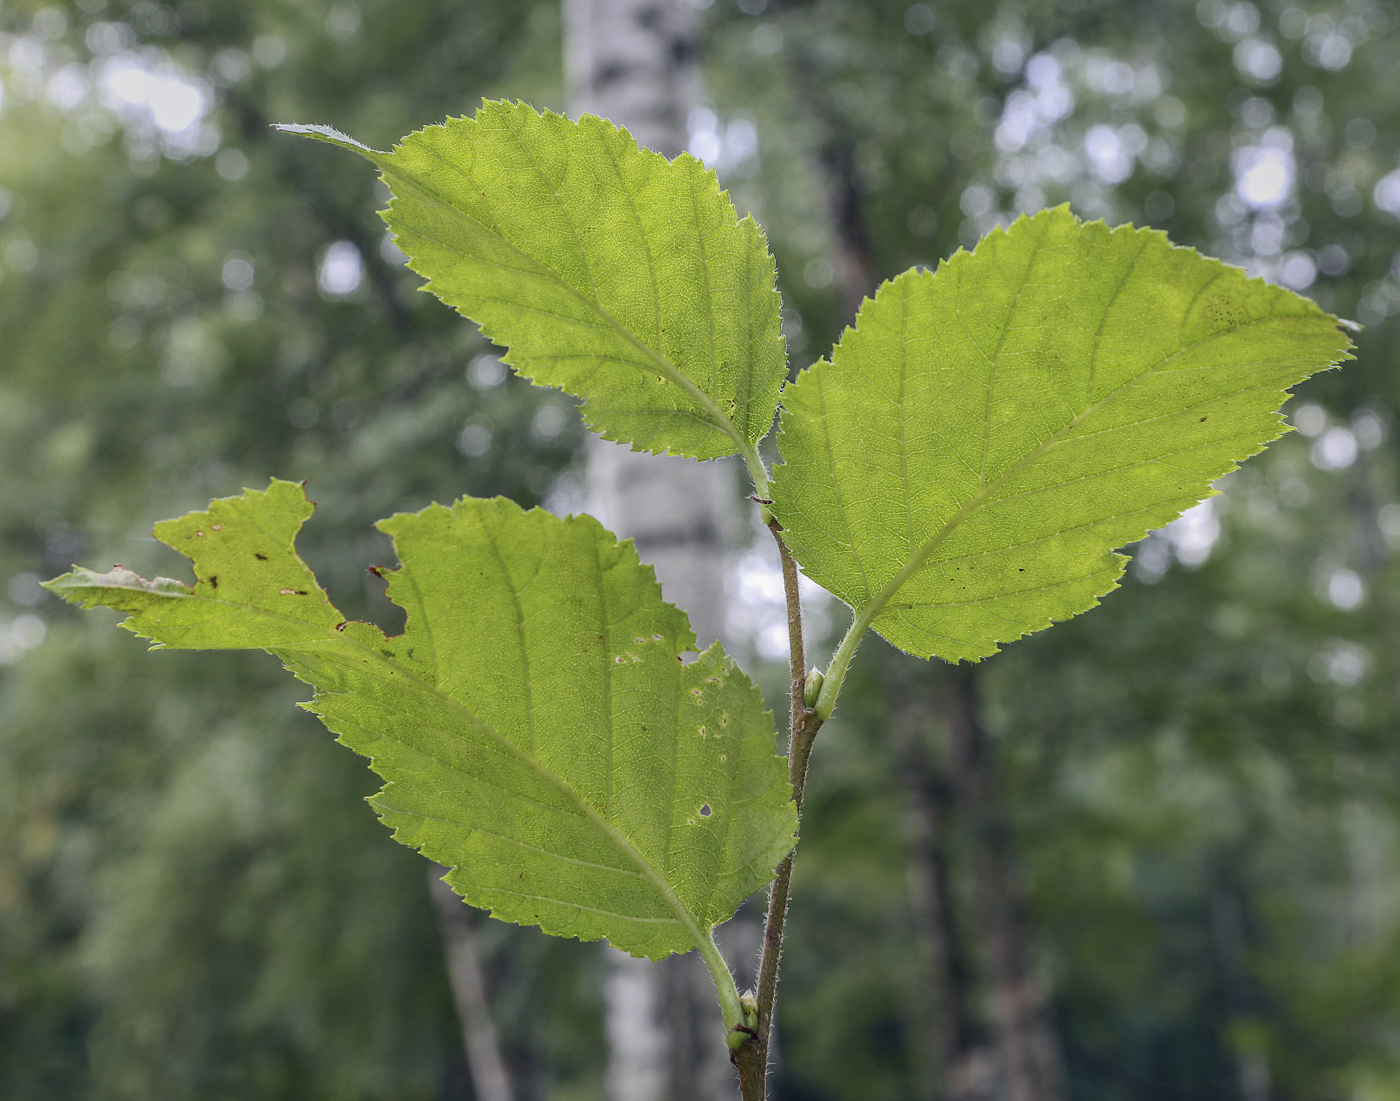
[429,868,515,1101]
[564,0,699,160]
[1208,869,1273,1101]
[886,661,996,1101]
[816,138,878,324]
[563,2,745,1098]
[941,664,1065,1101]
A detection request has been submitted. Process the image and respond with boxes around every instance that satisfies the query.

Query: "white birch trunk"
[563,2,746,1098]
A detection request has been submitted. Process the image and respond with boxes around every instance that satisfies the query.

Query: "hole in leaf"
[700,804,712,817]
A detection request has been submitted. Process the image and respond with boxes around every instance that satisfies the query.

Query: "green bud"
[803,668,824,708]
[726,991,760,1049]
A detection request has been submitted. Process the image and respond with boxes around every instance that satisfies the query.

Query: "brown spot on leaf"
[254,553,269,561]
[209,576,219,589]
[211,524,222,531]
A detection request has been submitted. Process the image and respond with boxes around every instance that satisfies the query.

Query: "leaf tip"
[274,122,382,157]
[41,565,193,609]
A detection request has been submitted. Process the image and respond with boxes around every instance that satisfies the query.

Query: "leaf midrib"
[373,148,750,457]
[844,310,1302,635]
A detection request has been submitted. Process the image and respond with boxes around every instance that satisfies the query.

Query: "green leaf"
[46,480,797,964]
[774,206,1352,667]
[278,102,786,467]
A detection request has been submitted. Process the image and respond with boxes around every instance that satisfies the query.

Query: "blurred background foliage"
[1,0,1398,1099]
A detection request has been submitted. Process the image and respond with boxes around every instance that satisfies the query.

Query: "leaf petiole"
[696,930,746,1035]
[739,442,773,525]
[813,608,869,721]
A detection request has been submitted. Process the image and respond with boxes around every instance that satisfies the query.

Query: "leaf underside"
[773,206,1353,662]
[45,481,797,959]
[280,102,786,460]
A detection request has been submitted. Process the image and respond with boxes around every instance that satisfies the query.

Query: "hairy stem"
[731,518,824,1099]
